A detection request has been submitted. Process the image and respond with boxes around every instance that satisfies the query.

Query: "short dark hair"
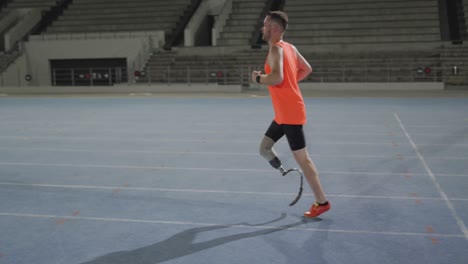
[267,11,288,30]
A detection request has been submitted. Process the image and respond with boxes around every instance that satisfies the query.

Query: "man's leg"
[284,125,330,217]
[293,148,330,217]
[292,148,326,204]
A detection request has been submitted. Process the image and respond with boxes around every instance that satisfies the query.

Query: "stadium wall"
[0,31,164,87]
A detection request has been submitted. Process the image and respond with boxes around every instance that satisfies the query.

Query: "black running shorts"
[264,120,306,151]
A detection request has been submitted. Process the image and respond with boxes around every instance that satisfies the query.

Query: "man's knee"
[259,143,269,158]
[259,136,275,160]
[259,136,284,169]
[292,148,310,164]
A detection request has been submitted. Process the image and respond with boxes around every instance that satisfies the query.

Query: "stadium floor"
[0,90,467,264]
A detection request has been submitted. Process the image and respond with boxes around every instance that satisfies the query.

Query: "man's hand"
[251,71,261,83]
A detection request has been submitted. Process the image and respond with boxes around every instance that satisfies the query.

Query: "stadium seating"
[441,44,468,85]
[137,0,445,85]
[46,0,191,35]
[137,48,266,86]
[0,50,20,75]
[216,0,267,46]
[1,0,467,88]
[283,0,441,45]
[5,0,57,10]
[464,0,468,39]
[137,47,445,85]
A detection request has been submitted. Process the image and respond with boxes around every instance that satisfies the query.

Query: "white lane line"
[322,171,427,176]
[0,161,438,177]
[0,128,407,136]
[0,161,427,176]
[324,171,468,177]
[395,113,468,240]
[0,147,414,159]
[0,120,404,127]
[2,161,467,177]
[0,135,258,143]
[0,161,271,172]
[0,147,259,156]
[436,173,468,177]
[1,135,466,146]
[3,126,466,138]
[2,145,468,161]
[2,146,468,160]
[1,125,465,137]
[418,143,468,147]
[0,135,399,145]
[0,212,464,238]
[0,182,455,201]
[0,120,465,128]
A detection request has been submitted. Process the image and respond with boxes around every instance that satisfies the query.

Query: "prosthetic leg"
[259,136,303,206]
[259,136,285,173]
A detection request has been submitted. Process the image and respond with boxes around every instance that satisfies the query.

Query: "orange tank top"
[264,41,306,125]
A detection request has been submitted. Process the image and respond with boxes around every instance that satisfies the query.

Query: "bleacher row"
[48,0,191,34]
[0,0,467,86]
[283,0,441,45]
[3,0,56,10]
[464,0,468,39]
[137,48,448,86]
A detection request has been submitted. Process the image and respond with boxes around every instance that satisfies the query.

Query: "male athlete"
[251,11,330,218]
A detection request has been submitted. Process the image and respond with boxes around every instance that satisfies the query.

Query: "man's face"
[261,17,272,41]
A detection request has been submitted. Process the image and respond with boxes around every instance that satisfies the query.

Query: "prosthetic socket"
[269,157,287,175]
[260,136,287,175]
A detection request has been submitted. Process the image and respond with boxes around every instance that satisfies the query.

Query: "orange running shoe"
[304,202,330,218]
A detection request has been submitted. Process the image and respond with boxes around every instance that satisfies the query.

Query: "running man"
[251,11,330,218]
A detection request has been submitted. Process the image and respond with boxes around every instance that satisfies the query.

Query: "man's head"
[262,11,288,42]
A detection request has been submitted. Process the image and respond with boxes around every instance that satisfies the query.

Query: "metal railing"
[39,62,465,87]
[135,65,248,85]
[135,63,445,85]
[51,67,127,86]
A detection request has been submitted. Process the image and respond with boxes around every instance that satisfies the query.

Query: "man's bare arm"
[251,45,284,85]
[294,46,312,82]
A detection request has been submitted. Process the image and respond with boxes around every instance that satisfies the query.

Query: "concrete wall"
[0,52,28,87]
[0,9,20,51]
[1,31,164,86]
[4,8,41,51]
[185,0,227,46]
[0,83,243,94]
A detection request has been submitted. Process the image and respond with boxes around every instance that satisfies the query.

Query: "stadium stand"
[441,44,468,86]
[0,0,52,71]
[137,48,266,86]
[283,0,441,46]
[46,0,191,37]
[216,0,267,46]
[5,0,56,10]
[137,0,446,86]
[137,48,445,86]
[0,0,61,49]
[1,0,467,89]
[464,0,468,39]
[303,50,442,83]
[0,49,19,73]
